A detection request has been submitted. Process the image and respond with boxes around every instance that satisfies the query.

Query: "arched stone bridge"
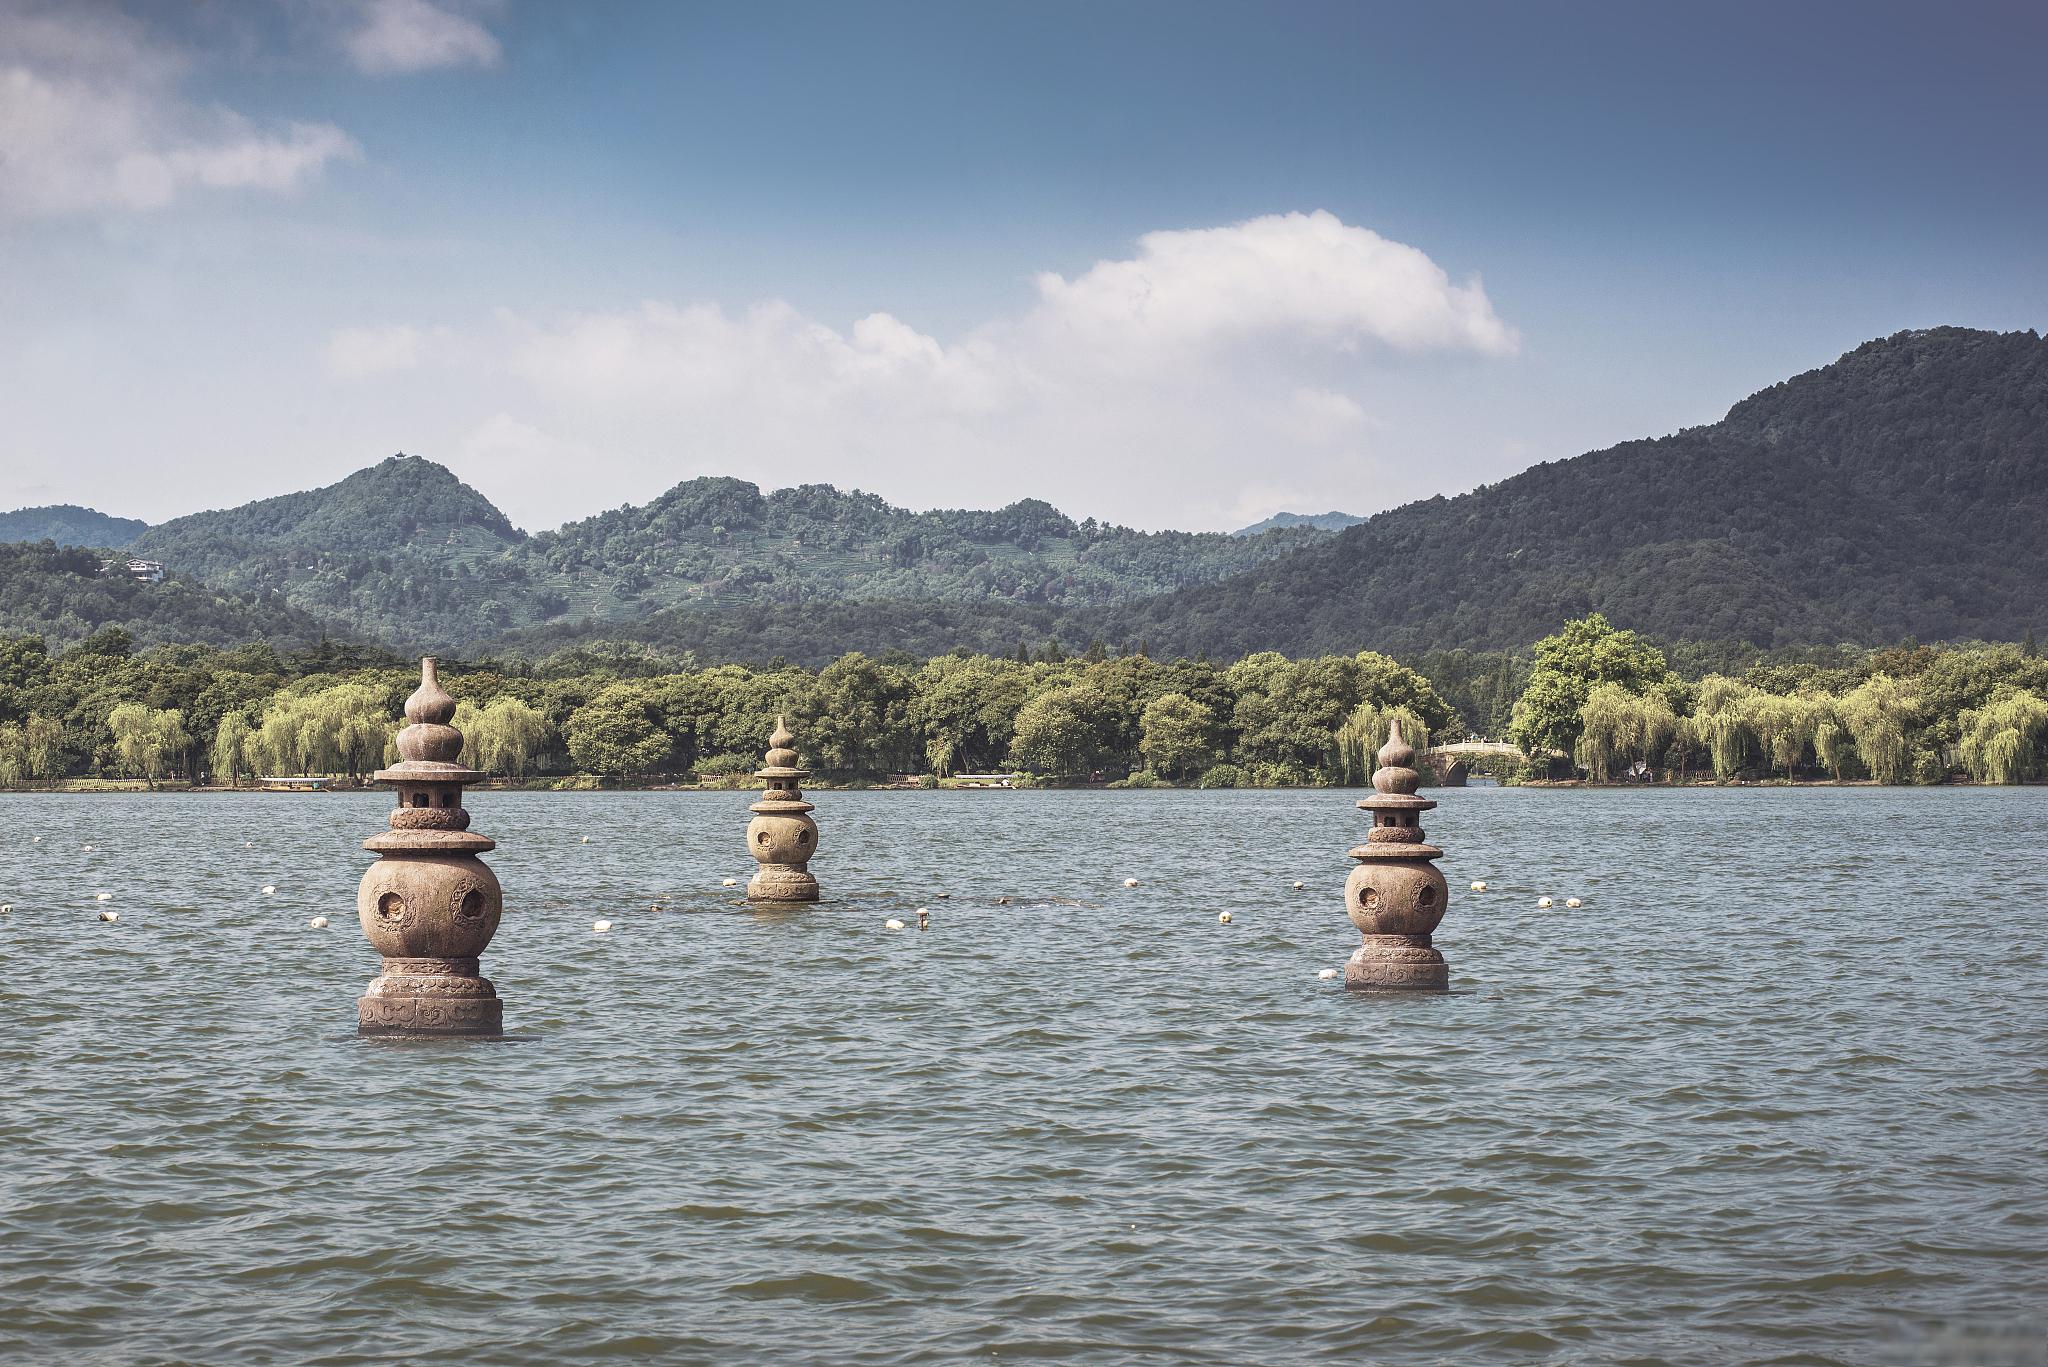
[1421,741,1528,786]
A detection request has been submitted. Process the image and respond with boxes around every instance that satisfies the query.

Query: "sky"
[2,1,2045,534]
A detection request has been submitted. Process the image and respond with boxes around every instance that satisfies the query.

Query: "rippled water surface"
[2,787,2045,1365]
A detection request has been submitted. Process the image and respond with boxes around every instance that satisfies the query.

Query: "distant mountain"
[0,505,147,548]
[1093,327,2048,656]
[1231,510,1364,537]
[115,459,1336,650]
[127,454,531,647]
[0,541,330,650]
[17,328,2045,661]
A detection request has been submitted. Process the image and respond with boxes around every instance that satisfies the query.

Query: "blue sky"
[2,0,2043,532]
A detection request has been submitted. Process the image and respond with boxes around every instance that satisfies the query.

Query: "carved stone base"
[359,994,503,1035]
[1345,935,1450,992]
[748,865,819,902]
[358,957,503,1035]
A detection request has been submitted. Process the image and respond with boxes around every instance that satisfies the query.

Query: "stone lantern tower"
[1342,719,1451,991]
[746,716,819,902]
[355,657,506,1035]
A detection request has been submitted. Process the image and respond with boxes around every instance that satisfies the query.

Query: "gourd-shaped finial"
[1372,718,1421,794]
[397,657,463,764]
[764,715,800,770]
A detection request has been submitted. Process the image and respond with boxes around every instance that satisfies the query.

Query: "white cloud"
[1026,210,1517,366]
[0,1,359,219]
[344,0,501,75]
[340,212,1517,531]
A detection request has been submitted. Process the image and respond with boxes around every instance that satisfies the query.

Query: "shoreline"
[0,777,2026,794]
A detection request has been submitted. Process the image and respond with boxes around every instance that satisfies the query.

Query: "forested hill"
[0,542,331,649]
[1091,327,2048,656]
[9,327,2045,660]
[1231,511,1363,536]
[0,505,147,548]
[82,459,1333,648]
[522,478,1329,610]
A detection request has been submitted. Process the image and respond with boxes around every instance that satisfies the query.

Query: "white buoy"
[1566,897,1583,909]
[1,903,11,913]
[1124,878,1140,888]
[580,836,591,844]
[884,918,906,930]
[1293,880,1305,891]
[1218,911,1233,924]
[1318,967,1339,981]
[94,891,112,901]
[1470,880,1488,892]
[308,916,329,929]
[83,844,94,851]
[243,841,251,848]
[649,903,661,912]
[1537,897,1553,909]
[32,836,40,843]
[98,910,117,922]
[917,908,930,930]
[261,885,276,896]
[592,919,612,933]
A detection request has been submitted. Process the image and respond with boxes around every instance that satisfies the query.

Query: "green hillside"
[1091,328,2048,657]
[0,542,331,650]
[0,505,148,548]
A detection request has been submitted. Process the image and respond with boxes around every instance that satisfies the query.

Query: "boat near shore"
[256,776,332,792]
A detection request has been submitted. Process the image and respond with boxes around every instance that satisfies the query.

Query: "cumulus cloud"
[0,1,359,218]
[340,212,1517,530]
[1026,210,1517,365]
[344,0,501,75]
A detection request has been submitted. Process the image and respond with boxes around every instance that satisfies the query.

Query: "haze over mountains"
[3,327,2043,660]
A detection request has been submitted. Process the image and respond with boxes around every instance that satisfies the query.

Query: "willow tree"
[1813,714,1851,781]
[473,696,551,777]
[1692,675,1756,780]
[253,685,391,779]
[211,712,255,788]
[0,723,23,786]
[1958,691,2048,784]
[1743,691,1829,779]
[1840,673,1921,785]
[24,715,63,780]
[1334,703,1430,785]
[108,703,191,789]
[1574,683,1639,782]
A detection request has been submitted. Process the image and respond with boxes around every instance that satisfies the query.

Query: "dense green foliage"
[1508,615,2048,784]
[0,631,1451,788]
[0,542,329,650]
[110,457,1329,651]
[6,614,2046,788]
[0,505,147,548]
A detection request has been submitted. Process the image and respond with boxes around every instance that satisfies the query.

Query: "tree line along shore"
[1,615,2045,790]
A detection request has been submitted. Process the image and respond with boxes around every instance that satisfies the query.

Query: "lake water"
[1,788,2044,1365]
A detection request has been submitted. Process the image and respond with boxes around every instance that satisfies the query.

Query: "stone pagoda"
[746,716,819,902]
[1342,719,1451,991]
[355,657,506,1035]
